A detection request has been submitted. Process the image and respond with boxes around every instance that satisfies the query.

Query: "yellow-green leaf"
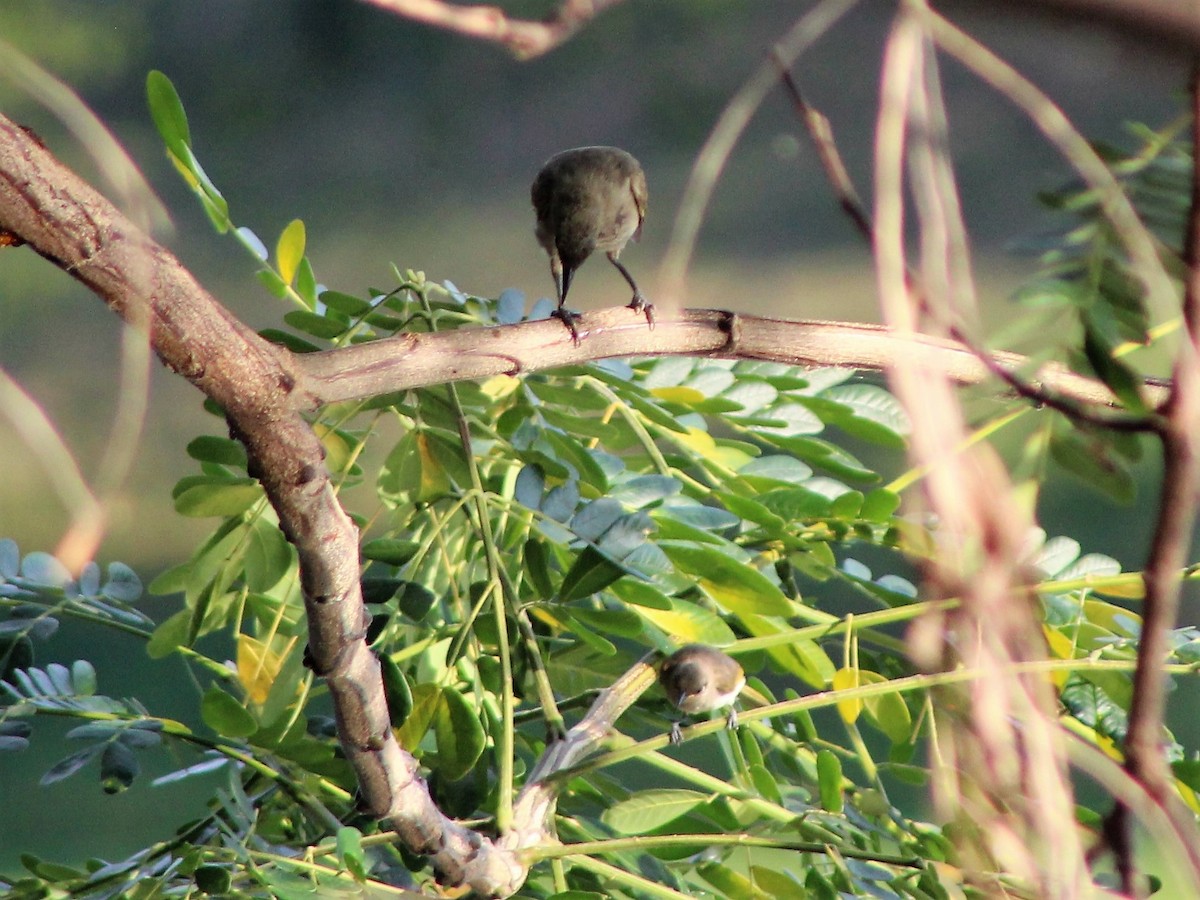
[276,218,306,285]
[629,596,735,645]
[833,666,864,723]
[662,545,794,617]
[395,683,441,752]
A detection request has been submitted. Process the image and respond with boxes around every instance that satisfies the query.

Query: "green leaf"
[747,868,805,898]
[245,520,294,593]
[742,615,834,688]
[769,435,878,482]
[757,487,832,521]
[201,686,257,738]
[320,290,373,317]
[395,683,440,752]
[1049,428,1136,504]
[816,748,843,812]
[822,384,910,446]
[194,865,233,894]
[570,605,643,639]
[100,740,139,794]
[71,659,97,696]
[558,613,618,655]
[173,477,262,517]
[863,684,912,745]
[379,431,460,502]
[698,863,773,900]
[558,546,628,602]
[146,608,191,658]
[381,656,413,727]
[434,686,485,781]
[626,595,736,645]
[602,789,708,834]
[523,538,555,600]
[284,309,346,340]
[661,544,794,617]
[186,436,247,469]
[41,745,102,785]
[336,826,368,881]
[860,488,900,522]
[259,328,322,353]
[361,538,420,567]
[296,257,319,308]
[746,763,783,805]
[276,219,306,285]
[146,70,190,156]
[18,855,85,882]
[739,455,813,486]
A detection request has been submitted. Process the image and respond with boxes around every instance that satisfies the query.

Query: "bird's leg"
[550,305,582,345]
[725,706,739,731]
[548,260,582,345]
[607,254,654,328]
[669,721,685,745]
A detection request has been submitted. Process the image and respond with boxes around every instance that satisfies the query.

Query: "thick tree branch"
[0,115,511,893]
[294,309,1165,411]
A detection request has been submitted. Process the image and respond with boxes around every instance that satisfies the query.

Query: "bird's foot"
[725,707,739,731]
[669,722,685,745]
[550,306,582,345]
[628,292,655,329]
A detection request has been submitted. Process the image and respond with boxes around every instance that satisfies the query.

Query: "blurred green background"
[0,0,1192,878]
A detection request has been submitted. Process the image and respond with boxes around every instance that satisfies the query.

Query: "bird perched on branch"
[659,644,747,745]
[531,146,652,343]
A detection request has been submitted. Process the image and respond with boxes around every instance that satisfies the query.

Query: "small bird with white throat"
[659,644,747,745]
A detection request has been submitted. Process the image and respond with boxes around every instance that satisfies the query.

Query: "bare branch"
[357,0,627,58]
[0,114,504,894]
[875,10,1086,892]
[776,61,1162,432]
[294,306,1165,413]
[1107,62,1200,894]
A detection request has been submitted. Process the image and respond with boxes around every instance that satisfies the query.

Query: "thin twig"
[358,0,627,59]
[776,60,1163,432]
[1107,62,1200,895]
[774,64,873,243]
[655,0,858,313]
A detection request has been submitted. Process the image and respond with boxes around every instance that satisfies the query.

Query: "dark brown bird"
[659,644,746,745]
[531,146,652,342]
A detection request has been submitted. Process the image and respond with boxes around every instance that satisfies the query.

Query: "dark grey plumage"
[531,146,651,340]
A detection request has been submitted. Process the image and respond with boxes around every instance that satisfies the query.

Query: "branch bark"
[357,0,627,58]
[294,309,1162,410]
[1106,63,1200,894]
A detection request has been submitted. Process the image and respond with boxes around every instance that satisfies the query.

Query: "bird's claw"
[551,306,582,345]
[725,708,739,731]
[628,293,655,329]
[669,722,685,745]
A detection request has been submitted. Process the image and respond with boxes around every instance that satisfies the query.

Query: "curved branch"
[0,115,512,893]
[295,307,1164,412]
